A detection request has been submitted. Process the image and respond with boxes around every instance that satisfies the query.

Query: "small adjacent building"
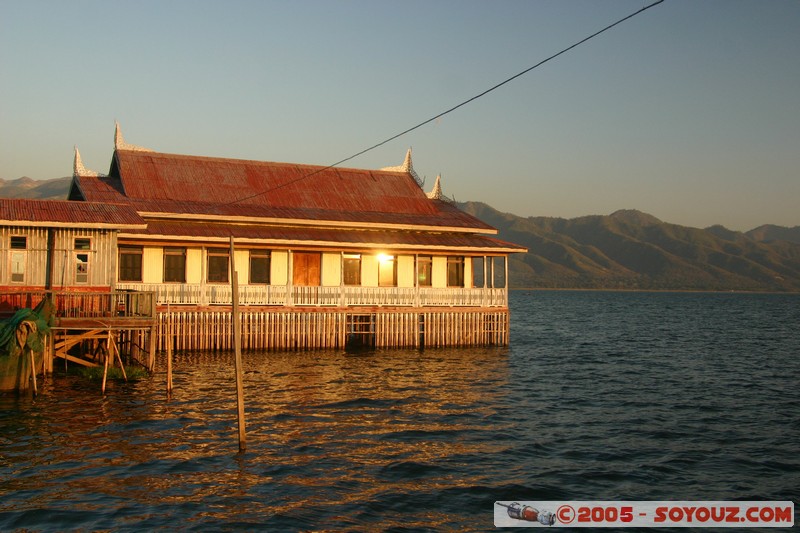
[14,124,526,350]
[0,197,155,390]
[0,198,145,305]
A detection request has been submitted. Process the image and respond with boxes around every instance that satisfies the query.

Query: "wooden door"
[293,252,321,286]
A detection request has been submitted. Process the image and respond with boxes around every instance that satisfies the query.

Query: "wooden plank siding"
[0,227,117,290]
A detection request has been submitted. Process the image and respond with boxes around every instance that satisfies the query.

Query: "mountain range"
[460,202,800,292]
[0,176,72,200]
[2,177,799,292]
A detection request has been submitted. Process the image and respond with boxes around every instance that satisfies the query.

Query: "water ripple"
[2,292,799,530]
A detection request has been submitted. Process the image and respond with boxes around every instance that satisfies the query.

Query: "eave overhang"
[119,220,526,255]
[1,220,147,230]
[136,210,499,235]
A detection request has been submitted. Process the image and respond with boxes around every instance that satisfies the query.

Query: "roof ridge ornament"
[427,174,443,200]
[73,146,104,177]
[381,148,423,188]
[114,121,153,152]
[426,174,455,203]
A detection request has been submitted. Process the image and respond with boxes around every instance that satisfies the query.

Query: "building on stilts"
[3,123,526,378]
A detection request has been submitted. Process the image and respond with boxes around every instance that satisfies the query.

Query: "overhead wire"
[225,0,665,206]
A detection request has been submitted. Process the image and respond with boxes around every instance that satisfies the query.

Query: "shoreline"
[510,287,800,295]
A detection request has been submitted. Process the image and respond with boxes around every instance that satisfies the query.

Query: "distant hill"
[459,202,800,292]
[0,176,71,199]
[746,224,800,245]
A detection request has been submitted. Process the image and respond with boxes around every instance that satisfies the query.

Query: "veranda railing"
[116,283,507,307]
[0,290,156,319]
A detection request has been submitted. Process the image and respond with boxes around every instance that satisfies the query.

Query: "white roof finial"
[427,174,443,200]
[400,148,413,172]
[73,146,103,177]
[113,121,153,152]
[114,121,124,150]
[381,148,423,187]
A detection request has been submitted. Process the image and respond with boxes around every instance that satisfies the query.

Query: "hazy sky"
[1,0,798,231]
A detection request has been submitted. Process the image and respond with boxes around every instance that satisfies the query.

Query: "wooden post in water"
[148,326,156,372]
[111,334,127,382]
[102,332,110,394]
[230,236,246,451]
[45,333,54,375]
[28,348,37,396]
[148,292,157,371]
[166,312,173,394]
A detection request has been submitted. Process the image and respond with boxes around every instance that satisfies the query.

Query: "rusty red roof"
[68,145,531,254]
[112,150,436,213]
[73,149,496,232]
[0,198,145,229]
[122,219,525,253]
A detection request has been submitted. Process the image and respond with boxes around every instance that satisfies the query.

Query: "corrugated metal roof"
[0,198,146,228]
[115,150,440,215]
[124,220,526,253]
[74,156,497,231]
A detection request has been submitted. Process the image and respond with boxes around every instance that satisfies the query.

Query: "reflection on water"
[1,347,513,530]
[2,291,799,530]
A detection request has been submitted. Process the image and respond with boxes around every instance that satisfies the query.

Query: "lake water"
[1,291,798,531]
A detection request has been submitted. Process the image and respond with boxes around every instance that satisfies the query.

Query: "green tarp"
[0,298,55,358]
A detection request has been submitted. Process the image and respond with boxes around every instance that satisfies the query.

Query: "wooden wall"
[0,227,116,289]
[155,308,509,352]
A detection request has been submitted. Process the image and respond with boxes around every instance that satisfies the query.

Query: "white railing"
[343,286,417,306]
[116,283,506,307]
[419,287,507,307]
[292,286,340,306]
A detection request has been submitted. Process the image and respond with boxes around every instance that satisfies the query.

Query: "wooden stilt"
[148,324,157,371]
[111,334,127,382]
[166,315,173,394]
[43,333,53,375]
[101,342,109,394]
[28,348,38,396]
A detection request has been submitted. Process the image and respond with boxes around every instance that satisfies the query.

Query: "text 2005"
[577,506,634,523]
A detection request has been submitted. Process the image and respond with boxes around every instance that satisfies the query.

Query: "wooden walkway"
[1,291,158,374]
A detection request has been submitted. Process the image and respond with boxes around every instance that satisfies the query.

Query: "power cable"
[227,0,664,206]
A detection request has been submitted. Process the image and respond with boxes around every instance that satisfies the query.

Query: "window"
[164,247,186,283]
[250,251,271,284]
[493,256,507,288]
[343,253,361,286]
[10,236,27,283]
[447,256,464,287]
[75,238,91,284]
[207,249,229,283]
[378,254,397,287]
[417,256,432,287]
[75,254,89,284]
[119,246,143,282]
[472,257,486,287]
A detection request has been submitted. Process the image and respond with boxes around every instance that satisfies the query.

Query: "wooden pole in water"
[102,333,110,394]
[166,312,173,394]
[230,236,246,451]
[111,334,127,382]
[28,347,38,396]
